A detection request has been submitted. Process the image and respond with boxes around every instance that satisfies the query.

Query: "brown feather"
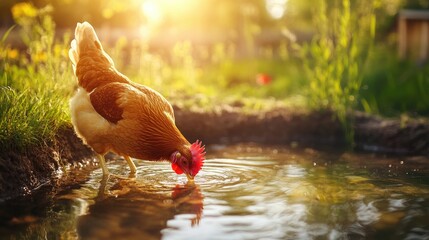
[89,83,124,124]
[117,83,190,160]
[76,49,128,92]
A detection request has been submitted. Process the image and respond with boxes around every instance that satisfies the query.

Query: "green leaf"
[1,25,16,44]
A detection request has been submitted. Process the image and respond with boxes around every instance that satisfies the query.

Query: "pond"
[1,144,429,239]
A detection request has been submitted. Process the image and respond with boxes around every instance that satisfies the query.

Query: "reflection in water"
[77,174,204,239]
[0,144,428,239]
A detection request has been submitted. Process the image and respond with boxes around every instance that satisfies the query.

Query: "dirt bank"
[0,108,428,200]
[0,127,94,200]
[353,112,429,155]
[175,107,429,155]
[174,107,344,146]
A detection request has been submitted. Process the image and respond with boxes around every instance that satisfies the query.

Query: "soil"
[0,108,428,200]
[354,112,429,155]
[174,107,345,146]
[0,127,94,200]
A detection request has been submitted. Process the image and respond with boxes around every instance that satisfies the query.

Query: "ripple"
[85,157,275,197]
[19,147,429,240]
[193,158,274,191]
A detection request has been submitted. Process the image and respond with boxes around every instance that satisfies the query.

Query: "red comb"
[190,140,205,176]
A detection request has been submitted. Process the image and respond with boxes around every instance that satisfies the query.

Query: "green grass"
[0,7,73,152]
[298,0,377,144]
[112,38,307,112]
[359,46,429,116]
[0,87,69,152]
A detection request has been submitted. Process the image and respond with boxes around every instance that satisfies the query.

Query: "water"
[1,144,429,240]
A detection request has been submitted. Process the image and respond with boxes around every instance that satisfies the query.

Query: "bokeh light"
[141,0,163,24]
[265,0,288,19]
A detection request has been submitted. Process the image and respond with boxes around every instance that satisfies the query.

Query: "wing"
[89,82,125,124]
[130,83,175,122]
[89,82,175,124]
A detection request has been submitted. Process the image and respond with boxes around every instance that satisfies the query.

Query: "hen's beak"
[186,173,194,182]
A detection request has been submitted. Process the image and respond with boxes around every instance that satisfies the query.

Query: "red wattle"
[171,163,183,174]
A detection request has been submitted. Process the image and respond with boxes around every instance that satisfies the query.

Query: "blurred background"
[1,0,429,122]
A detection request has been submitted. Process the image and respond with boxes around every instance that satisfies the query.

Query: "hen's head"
[170,140,205,180]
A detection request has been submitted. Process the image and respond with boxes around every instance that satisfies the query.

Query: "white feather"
[69,87,112,145]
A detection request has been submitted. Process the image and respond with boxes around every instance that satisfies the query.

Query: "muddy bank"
[0,127,94,200]
[175,107,344,146]
[175,108,429,155]
[353,112,429,155]
[0,108,428,200]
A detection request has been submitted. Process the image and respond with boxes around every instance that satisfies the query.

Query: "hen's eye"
[175,152,181,159]
[182,158,189,166]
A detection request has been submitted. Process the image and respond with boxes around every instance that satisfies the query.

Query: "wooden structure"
[398,10,429,62]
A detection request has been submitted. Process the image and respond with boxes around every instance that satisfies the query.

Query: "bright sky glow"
[266,0,288,19]
[141,0,163,24]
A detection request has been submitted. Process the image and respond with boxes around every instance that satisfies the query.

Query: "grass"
[0,5,73,152]
[299,0,377,144]
[111,37,307,112]
[1,1,429,154]
[0,87,69,152]
[360,46,429,116]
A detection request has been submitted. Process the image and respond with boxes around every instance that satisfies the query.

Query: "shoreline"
[0,108,428,200]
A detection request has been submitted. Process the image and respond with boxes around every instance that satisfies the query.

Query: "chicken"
[68,22,205,180]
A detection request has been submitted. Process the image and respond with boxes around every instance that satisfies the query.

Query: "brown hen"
[69,22,205,179]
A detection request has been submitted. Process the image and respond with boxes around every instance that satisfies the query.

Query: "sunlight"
[141,0,163,24]
[265,0,288,19]
[140,0,198,25]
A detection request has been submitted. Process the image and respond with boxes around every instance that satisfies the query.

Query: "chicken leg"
[124,155,137,173]
[97,154,109,175]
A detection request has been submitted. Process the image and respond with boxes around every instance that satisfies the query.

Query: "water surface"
[1,144,429,239]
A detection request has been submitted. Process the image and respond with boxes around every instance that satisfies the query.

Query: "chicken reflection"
[77,176,203,239]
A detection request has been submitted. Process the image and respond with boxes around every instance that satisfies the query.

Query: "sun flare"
[141,0,163,24]
[266,0,288,19]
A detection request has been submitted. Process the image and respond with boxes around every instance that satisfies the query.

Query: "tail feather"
[69,39,78,73]
[69,22,114,75]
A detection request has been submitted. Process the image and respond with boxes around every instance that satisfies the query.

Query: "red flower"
[256,73,272,85]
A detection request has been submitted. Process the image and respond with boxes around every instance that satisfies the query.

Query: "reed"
[299,0,377,145]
